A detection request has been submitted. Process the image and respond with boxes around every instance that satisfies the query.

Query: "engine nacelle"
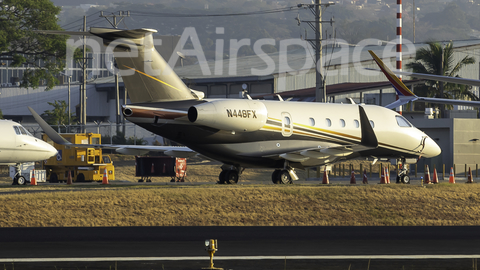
[188,99,268,132]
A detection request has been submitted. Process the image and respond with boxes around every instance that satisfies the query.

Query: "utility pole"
[100,11,130,28]
[413,0,416,43]
[100,11,130,133]
[82,15,87,132]
[297,1,334,103]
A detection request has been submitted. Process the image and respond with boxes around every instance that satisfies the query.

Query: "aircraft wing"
[28,107,196,158]
[368,50,480,108]
[378,69,480,88]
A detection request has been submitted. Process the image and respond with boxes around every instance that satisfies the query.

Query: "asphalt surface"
[0,226,479,269]
[2,226,480,257]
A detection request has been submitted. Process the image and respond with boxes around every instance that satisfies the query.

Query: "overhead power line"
[129,6,301,18]
[61,6,301,31]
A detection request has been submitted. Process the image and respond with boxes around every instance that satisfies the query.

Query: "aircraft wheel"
[279,170,292,184]
[17,176,26,185]
[271,170,281,184]
[401,175,410,184]
[218,171,227,184]
[225,170,238,184]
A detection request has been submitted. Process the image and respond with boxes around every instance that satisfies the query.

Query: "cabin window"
[340,119,346,127]
[353,119,360,128]
[309,118,315,126]
[13,126,21,135]
[284,116,291,125]
[325,118,331,127]
[369,120,375,128]
[396,115,412,127]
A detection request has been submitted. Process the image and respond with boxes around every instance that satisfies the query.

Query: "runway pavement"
[0,226,479,269]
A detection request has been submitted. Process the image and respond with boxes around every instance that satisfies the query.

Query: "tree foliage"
[406,41,477,114]
[0,0,67,90]
[43,100,75,125]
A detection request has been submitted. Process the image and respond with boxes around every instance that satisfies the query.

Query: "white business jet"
[33,27,442,184]
[0,120,58,184]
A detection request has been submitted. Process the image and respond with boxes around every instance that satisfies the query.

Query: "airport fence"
[308,162,480,181]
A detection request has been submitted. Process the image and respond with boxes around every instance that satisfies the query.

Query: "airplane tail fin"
[90,27,196,103]
[368,50,418,109]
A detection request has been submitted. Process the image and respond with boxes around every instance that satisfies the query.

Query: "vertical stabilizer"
[90,27,195,103]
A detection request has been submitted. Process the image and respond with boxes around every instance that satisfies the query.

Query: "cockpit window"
[14,126,33,136]
[21,127,33,136]
[396,115,412,127]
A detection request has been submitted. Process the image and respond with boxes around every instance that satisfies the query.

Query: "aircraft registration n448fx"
[0,119,58,184]
[33,27,441,184]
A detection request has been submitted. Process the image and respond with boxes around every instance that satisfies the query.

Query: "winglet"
[28,107,71,145]
[368,51,416,97]
[368,50,419,109]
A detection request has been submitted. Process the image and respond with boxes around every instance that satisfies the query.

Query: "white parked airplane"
[0,120,58,184]
[32,27,442,184]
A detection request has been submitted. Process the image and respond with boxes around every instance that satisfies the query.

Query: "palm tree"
[406,41,477,116]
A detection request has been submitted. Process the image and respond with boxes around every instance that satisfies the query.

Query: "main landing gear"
[218,165,244,184]
[271,167,299,185]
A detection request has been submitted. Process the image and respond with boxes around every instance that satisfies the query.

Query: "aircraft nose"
[44,142,58,159]
[423,137,441,158]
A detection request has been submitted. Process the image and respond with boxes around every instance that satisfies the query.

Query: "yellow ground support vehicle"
[42,133,115,182]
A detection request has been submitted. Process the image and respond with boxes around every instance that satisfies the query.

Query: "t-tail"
[368,50,418,109]
[90,28,196,103]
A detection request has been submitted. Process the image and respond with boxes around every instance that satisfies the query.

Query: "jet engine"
[188,99,268,132]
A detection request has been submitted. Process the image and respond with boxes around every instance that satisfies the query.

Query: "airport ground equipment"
[135,156,186,182]
[42,133,115,182]
[9,162,46,185]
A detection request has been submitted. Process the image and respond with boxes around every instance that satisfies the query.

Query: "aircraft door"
[281,112,293,137]
[3,126,20,162]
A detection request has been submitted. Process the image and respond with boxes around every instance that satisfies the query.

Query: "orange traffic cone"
[467,167,474,183]
[101,168,109,185]
[380,167,386,184]
[424,165,431,184]
[362,169,368,184]
[385,167,390,184]
[67,170,72,185]
[322,168,329,184]
[432,168,439,184]
[30,169,37,186]
[350,170,356,184]
[449,167,456,184]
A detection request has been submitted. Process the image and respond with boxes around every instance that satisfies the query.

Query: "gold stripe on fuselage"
[263,117,421,156]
